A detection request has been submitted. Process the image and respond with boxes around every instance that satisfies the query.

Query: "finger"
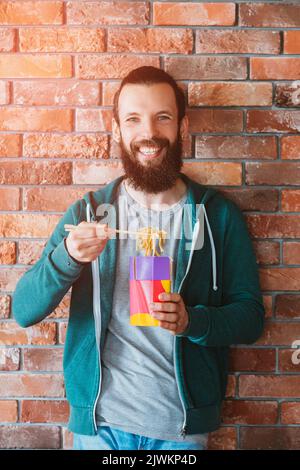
[150,302,177,313]
[151,311,178,323]
[71,223,108,239]
[75,237,108,248]
[158,292,181,303]
[159,321,177,332]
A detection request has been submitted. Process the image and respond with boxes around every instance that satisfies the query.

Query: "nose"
[140,118,157,140]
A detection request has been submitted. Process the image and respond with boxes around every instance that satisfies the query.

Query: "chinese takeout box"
[129,256,172,326]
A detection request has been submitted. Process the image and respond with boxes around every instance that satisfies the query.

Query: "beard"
[119,131,183,194]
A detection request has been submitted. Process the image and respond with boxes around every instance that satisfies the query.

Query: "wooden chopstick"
[64,224,159,237]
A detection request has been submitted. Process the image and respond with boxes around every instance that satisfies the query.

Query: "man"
[13,66,265,451]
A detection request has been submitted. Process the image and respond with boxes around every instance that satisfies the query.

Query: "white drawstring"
[202,205,218,291]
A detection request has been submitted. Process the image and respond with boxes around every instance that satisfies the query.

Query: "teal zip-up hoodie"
[12,173,265,437]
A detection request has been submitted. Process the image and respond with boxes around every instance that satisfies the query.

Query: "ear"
[112,118,121,144]
[179,115,189,140]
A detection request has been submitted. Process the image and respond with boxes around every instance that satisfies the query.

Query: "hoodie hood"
[84,173,218,293]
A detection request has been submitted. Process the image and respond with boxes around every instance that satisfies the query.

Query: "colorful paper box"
[129,256,172,326]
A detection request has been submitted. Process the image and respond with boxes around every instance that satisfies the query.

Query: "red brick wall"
[0,1,299,450]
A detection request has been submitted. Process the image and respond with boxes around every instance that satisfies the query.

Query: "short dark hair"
[113,66,186,126]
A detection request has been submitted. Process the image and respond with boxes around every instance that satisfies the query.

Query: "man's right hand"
[65,222,110,263]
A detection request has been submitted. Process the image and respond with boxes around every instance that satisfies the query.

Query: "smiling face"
[112,82,188,193]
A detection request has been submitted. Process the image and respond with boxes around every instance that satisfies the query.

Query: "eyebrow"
[124,110,174,118]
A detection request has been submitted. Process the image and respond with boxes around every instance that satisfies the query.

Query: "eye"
[126,117,138,122]
[158,115,171,120]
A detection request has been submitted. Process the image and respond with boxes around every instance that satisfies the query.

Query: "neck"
[123,176,187,210]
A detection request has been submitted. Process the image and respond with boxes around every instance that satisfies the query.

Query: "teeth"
[139,147,161,154]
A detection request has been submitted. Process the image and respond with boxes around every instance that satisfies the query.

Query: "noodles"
[136,227,167,256]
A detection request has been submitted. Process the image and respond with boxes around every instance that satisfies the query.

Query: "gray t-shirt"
[96,181,208,445]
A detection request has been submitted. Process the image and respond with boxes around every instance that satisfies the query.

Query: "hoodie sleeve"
[12,199,86,328]
[178,199,265,347]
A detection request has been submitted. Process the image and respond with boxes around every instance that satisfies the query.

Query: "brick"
[281,136,300,160]
[0,188,20,210]
[284,31,300,54]
[259,268,300,291]
[283,242,300,264]
[0,214,60,238]
[0,348,19,370]
[281,402,300,424]
[229,348,276,372]
[0,401,17,422]
[0,134,21,157]
[187,109,243,133]
[207,427,237,450]
[247,214,300,239]
[189,82,272,107]
[73,161,124,185]
[21,400,69,423]
[263,295,273,318]
[247,110,300,133]
[0,55,72,78]
[220,189,278,212]
[0,425,60,449]
[23,348,63,371]
[77,54,159,79]
[0,241,16,264]
[0,295,11,319]
[251,58,300,80]
[108,28,193,54]
[165,56,247,80]
[58,322,67,345]
[239,3,300,27]
[256,322,300,346]
[0,374,64,397]
[226,375,236,398]
[67,1,149,25]
[239,375,300,398]
[0,108,73,131]
[222,400,278,425]
[246,162,300,185]
[23,133,108,159]
[196,29,280,54]
[49,295,70,319]
[153,2,235,26]
[0,268,27,292]
[0,161,72,184]
[62,428,73,450]
[24,187,95,212]
[18,241,45,265]
[240,427,300,450]
[0,322,56,346]
[0,81,9,104]
[76,109,112,132]
[0,1,63,25]
[275,83,300,108]
[13,80,100,106]
[275,294,300,319]
[195,136,276,160]
[0,28,15,51]
[182,162,241,186]
[282,191,300,212]
[102,81,120,106]
[278,349,300,373]
[252,241,280,265]
[19,27,105,52]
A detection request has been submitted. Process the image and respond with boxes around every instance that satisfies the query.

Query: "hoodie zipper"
[86,204,102,433]
[173,218,201,438]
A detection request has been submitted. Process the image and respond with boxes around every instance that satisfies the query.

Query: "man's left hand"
[149,292,189,335]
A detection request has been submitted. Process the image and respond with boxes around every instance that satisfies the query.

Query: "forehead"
[118,83,178,117]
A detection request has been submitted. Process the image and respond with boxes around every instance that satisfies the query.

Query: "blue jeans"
[73,426,207,450]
